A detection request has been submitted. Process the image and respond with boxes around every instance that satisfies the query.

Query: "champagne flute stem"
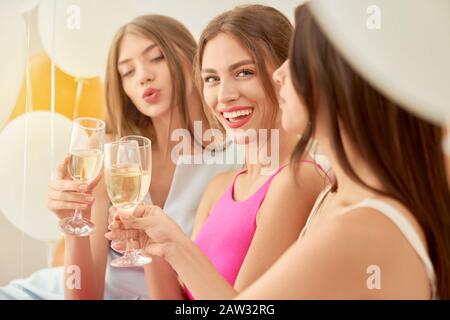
[124,230,135,255]
[73,208,83,221]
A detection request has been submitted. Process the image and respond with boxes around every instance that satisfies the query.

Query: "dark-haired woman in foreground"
[236,4,449,299]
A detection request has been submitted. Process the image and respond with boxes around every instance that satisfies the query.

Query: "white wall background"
[127,0,304,40]
[0,211,48,286]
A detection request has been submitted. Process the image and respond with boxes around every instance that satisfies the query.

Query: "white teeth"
[223,109,253,119]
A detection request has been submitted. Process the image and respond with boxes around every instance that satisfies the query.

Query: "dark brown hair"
[290,5,450,298]
[193,5,293,131]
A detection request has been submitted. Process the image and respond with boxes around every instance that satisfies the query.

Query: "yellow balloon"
[9,52,105,121]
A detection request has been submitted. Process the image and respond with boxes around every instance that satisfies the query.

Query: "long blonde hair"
[105,15,201,146]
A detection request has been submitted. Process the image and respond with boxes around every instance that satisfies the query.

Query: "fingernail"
[79,184,88,191]
[105,233,111,239]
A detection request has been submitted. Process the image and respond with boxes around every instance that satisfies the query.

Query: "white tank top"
[104,143,245,299]
[300,186,438,300]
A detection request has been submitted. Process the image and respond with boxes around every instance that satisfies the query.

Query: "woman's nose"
[139,68,155,86]
[273,60,288,85]
[218,79,239,104]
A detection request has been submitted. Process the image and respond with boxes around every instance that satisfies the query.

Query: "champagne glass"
[59,117,105,236]
[120,136,152,205]
[117,135,152,265]
[104,140,143,267]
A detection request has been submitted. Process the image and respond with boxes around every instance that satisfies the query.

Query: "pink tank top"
[186,161,320,299]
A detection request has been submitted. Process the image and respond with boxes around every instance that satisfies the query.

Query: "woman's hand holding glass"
[55,117,105,236]
[109,135,153,262]
[106,204,188,262]
[104,139,153,267]
[48,155,101,222]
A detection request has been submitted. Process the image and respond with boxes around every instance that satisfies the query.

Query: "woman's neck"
[317,135,384,205]
[244,125,298,178]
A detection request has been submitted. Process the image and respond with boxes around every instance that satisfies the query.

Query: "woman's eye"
[204,76,219,84]
[121,70,134,78]
[236,69,254,77]
[151,55,164,62]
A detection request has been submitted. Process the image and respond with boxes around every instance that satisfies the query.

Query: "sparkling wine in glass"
[59,117,105,237]
[117,135,153,265]
[104,140,144,267]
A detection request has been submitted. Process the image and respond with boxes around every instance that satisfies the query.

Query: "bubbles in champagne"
[105,165,141,211]
[69,149,104,183]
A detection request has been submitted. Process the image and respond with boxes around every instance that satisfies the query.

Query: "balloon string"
[21,9,32,284]
[50,0,57,182]
[25,13,32,113]
[49,0,58,268]
[73,78,85,119]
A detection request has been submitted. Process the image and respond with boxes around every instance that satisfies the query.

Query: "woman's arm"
[168,236,239,299]
[63,171,111,300]
[50,135,114,300]
[143,257,187,299]
[232,163,324,292]
[141,170,236,300]
[168,163,325,299]
[112,164,324,299]
[235,206,431,299]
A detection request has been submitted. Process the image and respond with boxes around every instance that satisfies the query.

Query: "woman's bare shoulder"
[237,207,430,299]
[204,169,238,198]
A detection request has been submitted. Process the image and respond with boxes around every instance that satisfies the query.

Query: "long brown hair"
[105,15,201,146]
[193,5,293,132]
[290,5,450,298]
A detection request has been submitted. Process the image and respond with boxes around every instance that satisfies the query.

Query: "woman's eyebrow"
[201,59,255,74]
[118,44,158,66]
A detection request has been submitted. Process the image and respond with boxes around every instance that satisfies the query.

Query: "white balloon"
[0,111,72,242]
[0,3,26,129]
[36,0,301,80]
[37,0,136,79]
[309,0,450,124]
[16,0,40,14]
